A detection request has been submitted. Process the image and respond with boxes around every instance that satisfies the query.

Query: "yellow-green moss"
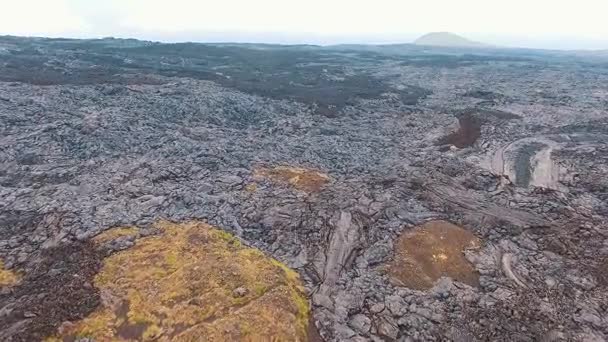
[291,283,311,337]
[143,324,163,340]
[0,260,20,287]
[211,229,242,247]
[53,220,310,341]
[269,257,310,337]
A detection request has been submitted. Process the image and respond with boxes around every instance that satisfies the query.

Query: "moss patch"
[254,166,329,192]
[0,260,20,287]
[52,221,310,341]
[388,220,481,290]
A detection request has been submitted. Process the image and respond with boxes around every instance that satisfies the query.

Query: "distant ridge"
[414,32,488,48]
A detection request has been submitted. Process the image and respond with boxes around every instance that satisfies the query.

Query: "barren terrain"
[1,36,607,341]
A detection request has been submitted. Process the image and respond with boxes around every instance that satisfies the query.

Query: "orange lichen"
[388,220,481,290]
[52,221,310,341]
[0,260,20,287]
[254,166,329,192]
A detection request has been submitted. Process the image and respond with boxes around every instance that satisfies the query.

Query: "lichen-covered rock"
[51,221,310,341]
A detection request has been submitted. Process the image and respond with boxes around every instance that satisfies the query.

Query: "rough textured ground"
[49,221,309,342]
[1,36,608,341]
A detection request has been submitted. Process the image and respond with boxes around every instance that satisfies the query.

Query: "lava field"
[1,36,608,341]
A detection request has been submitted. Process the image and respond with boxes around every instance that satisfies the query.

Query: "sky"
[1,0,607,50]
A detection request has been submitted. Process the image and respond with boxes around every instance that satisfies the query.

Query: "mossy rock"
[50,221,310,341]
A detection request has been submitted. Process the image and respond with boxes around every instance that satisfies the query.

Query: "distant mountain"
[414,32,488,48]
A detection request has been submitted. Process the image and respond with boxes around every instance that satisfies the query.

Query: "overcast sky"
[1,0,607,50]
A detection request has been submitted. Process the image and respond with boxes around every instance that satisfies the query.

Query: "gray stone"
[413,307,433,320]
[349,314,372,334]
[386,295,408,316]
[217,175,243,186]
[312,293,334,310]
[335,323,357,339]
[369,302,385,314]
[566,274,597,291]
[363,242,391,266]
[431,277,454,299]
[576,311,603,327]
[377,318,399,340]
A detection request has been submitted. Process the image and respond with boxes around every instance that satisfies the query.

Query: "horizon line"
[2,32,607,52]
